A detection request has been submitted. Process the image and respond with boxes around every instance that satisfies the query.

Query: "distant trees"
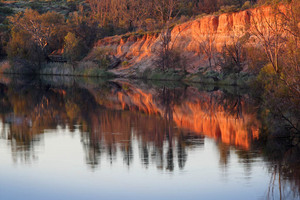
[86,0,154,32]
[197,0,255,14]
[84,0,255,34]
[154,0,180,24]
[67,5,99,48]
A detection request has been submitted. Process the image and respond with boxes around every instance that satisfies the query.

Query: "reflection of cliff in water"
[0,78,259,164]
[0,77,299,198]
[0,79,203,170]
[107,81,260,149]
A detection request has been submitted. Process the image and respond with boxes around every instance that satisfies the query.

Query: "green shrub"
[141,68,152,79]
[83,68,115,78]
[204,70,219,79]
[143,68,184,81]
[64,32,87,62]
[219,5,240,13]
[89,47,112,69]
[0,24,9,32]
[241,1,251,10]
[75,61,115,77]
[257,63,278,89]
[0,7,13,15]
[122,61,129,66]
[28,2,43,12]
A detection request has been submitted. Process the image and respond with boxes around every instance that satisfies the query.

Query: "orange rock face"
[90,4,290,74]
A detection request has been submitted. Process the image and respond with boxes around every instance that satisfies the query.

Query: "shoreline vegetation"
[0,60,255,87]
[0,0,299,136]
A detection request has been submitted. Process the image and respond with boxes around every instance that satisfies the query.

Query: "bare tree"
[154,0,179,24]
[155,23,190,71]
[158,28,172,71]
[154,0,184,71]
[198,32,217,69]
[219,35,247,75]
[251,5,286,73]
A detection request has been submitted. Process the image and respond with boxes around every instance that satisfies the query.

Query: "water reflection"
[0,75,299,199]
[0,77,257,166]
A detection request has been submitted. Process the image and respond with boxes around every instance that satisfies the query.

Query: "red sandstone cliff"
[88,4,291,76]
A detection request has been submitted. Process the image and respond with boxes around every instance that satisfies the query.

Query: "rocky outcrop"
[89,4,290,76]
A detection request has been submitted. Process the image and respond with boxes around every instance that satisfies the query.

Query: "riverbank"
[0,59,255,87]
[1,3,296,89]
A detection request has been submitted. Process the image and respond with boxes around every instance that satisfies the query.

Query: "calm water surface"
[0,76,299,200]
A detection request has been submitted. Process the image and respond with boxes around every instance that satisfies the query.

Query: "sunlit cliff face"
[91,5,292,74]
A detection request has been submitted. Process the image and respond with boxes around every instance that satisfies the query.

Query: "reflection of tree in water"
[232,135,300,200]
[217,142,230,167]
[140,144,152,168]
[0,81,69,163]
[157,86,187,171]
[0,78,298,198]
[79,109,194,171]
[122,142,134,166]
[177,134,188,169]
[217,88,244,119]
[261,139,300,200]
[0,80,261,169]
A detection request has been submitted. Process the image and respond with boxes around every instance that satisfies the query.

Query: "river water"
[0,76,299,200]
